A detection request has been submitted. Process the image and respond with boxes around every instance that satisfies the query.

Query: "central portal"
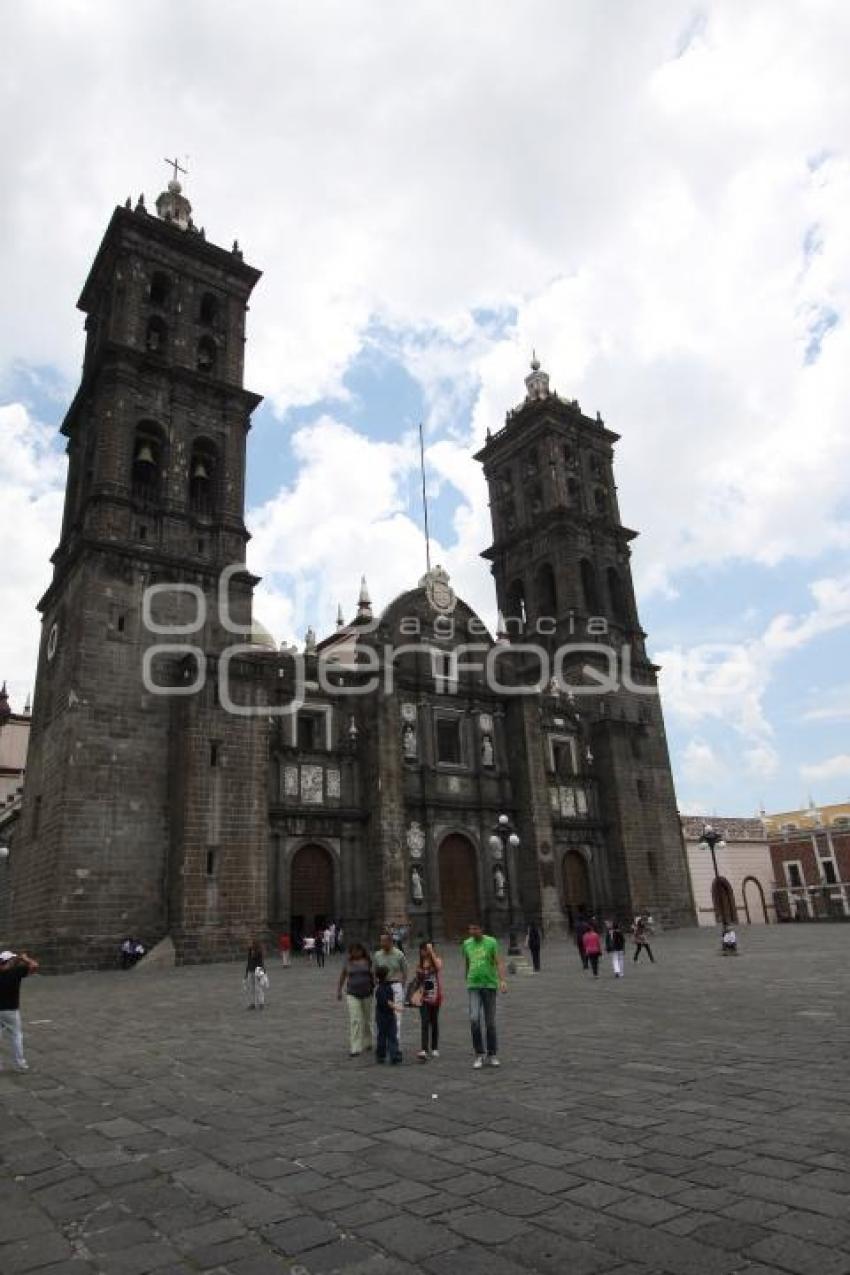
[290,843,334,947]
[438,833,480,938]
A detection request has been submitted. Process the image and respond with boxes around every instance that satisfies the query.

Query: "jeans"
[346,994,372,1053]
[611,951,624,976]
[468,988,498,1057]
[588,953,600,976]
[0,1010,25,1068]
[529,946,541,972]
[376,1012,401,1062]
[419,1003,440,1052]
[634,942,654,963]
[316,946,325,968]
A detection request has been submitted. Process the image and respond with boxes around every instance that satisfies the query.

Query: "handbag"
[257,967,270,990]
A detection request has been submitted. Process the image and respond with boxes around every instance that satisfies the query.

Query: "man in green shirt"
[462,923,507,1068]
[373,932,408,1043]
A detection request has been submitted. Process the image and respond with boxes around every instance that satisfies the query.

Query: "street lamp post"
[699,824,727,927]
[488,813,521,954]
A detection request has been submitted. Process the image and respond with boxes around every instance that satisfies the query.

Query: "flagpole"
[418,421,432,574]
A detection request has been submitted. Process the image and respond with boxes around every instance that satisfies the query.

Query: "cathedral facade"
[8,182,695,970]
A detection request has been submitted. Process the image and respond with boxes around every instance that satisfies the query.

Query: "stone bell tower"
[10,171,269,968]
[475,358,694,927]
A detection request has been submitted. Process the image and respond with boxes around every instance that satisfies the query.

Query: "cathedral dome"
[249,618,277,651]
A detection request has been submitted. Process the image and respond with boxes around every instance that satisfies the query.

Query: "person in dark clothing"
[374,967,402,1063]
[315,930,325,968]
[526,923,542,972]
[574,915,591,970]
[245,939,266,1009]
[606,920,626,977]
[0,949,38,1072]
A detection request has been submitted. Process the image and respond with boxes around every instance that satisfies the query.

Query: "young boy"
[374,967,402,1064]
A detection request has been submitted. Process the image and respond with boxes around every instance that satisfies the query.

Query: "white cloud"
[682,739,727,786]
[800,754,850,783]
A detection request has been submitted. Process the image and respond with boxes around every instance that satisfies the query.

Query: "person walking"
[0,950,38,1073]
[374,968,402,1064]
[336,942,374,1057]
[373,931,408,1044]
[632,914,655,963]
[606,920,626,977]
[581,925,602,976]
[414,941,443,1061]
[303,934,315,962]
[244,939,266,1009]
[574,914,591,970]
[525,922,542,972]
[315,929,326,969]
[462,923,507,1069]
[278,932,292,967]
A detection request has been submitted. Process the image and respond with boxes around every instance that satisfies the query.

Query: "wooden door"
[438,834,480,938]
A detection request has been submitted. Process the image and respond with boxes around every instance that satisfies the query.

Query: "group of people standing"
[337,924,506,1068]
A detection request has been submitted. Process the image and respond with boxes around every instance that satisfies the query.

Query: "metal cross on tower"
[164,155,188,183]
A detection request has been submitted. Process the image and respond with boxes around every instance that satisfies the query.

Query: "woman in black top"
[336,942,374,1056]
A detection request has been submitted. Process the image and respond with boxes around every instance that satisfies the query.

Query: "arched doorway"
[439,834,480,938]
[562,850,591,930]
[290,843,334,947]
[711,876,738,925]
[742,876,769,924]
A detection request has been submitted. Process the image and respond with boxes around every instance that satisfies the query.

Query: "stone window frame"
[287,702,333,751]
[548,733,577,777]
[433,707,468,771]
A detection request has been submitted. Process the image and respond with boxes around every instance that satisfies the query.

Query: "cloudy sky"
[2,0,849,816]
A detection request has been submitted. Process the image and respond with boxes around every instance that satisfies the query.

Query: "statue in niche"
[481,734,494,768]
[402,722,417,759]
[493,865,506,899]
[410,865,424,904]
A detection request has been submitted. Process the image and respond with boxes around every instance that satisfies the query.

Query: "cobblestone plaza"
[2,925,849,1275]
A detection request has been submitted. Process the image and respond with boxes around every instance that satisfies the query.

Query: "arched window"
[197,335,217,373]
[199,292,218,325]
[536,563,557,619]
[145,316,167,356]
[131,424,164,507]
[507,579,527,628]
[580,559,600,614]
[607,567,628,624]
[148,272,171,307]
[188,441,218,518]
[593,486,608,514]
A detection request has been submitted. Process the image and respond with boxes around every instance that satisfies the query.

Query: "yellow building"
[762,800,850,838]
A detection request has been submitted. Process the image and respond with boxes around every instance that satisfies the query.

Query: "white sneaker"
[473,1055,485,1069]
[430,1050,440,1058]
[487,1056,500,1068]
[417,1050,428,1061]
[13,1062,29,1072]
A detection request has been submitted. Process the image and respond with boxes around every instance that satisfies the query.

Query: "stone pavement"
[2,925,850,1275]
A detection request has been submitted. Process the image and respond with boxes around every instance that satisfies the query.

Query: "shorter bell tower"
[475,359,694,927]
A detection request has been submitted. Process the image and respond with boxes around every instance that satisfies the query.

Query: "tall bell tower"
[475,359,694,927]
[11,173,270,968]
